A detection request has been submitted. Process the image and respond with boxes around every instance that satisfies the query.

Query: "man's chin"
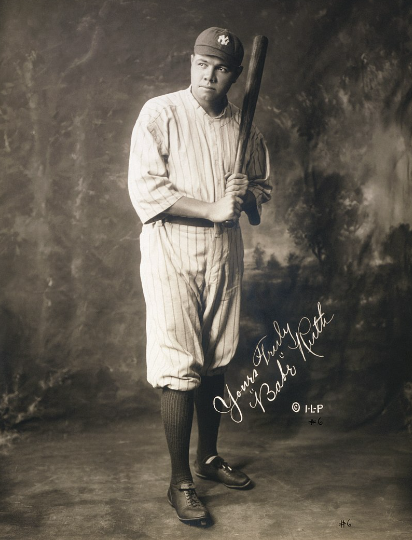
[198,88,218,99]
[193,89,218,103]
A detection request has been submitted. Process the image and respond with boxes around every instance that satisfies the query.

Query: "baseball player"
[128,27,271,525]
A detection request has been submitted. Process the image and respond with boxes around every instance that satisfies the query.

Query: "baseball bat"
[225,34,268,228]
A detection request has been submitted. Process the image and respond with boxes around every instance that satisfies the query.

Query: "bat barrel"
[225,35,268,228]
[234,35,268,174]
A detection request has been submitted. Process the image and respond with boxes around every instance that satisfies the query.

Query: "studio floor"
[0,415,411,540]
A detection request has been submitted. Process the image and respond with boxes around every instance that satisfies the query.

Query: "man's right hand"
[207,193,243,223]
[163,194,243,224]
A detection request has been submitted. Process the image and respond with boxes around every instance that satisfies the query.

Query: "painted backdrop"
[1,0,411,433]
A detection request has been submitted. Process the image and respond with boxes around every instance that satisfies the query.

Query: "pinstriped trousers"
[139,220,244,391]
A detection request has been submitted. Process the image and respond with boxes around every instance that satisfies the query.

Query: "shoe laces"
[183,487,202,508]
[213,456,233,471]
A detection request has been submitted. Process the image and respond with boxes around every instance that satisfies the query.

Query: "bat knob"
[224,220,235,228]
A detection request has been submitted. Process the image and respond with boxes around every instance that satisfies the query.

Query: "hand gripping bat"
[225,35,268,228]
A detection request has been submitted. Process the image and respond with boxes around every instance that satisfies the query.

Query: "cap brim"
[194,45,239,67]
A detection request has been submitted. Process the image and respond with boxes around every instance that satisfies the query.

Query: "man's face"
[190,54,242,113]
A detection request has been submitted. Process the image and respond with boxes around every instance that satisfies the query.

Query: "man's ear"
[191,54,194,64]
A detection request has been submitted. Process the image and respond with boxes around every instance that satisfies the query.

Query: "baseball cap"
[194,27,244,67]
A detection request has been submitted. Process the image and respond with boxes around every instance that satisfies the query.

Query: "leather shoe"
[167,482,210,524]
[194,456,251,489]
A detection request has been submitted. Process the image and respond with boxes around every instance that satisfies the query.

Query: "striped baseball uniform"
[128,87,271,391]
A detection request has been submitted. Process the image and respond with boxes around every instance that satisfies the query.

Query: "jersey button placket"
[209,120,223,238]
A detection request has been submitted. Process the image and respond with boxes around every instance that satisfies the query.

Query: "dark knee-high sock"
[195,374,225,463]
[161,387,194,485]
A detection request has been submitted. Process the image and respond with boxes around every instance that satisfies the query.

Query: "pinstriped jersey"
[128,87,271,225]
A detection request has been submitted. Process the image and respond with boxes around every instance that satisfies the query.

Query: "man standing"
[128,27,271,525]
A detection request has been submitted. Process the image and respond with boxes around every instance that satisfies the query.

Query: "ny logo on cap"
[217,35,230,46]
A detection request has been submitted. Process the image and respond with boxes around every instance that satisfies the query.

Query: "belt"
[161,215,214,227]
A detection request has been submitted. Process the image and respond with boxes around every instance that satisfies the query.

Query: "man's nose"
[203,67,216,82]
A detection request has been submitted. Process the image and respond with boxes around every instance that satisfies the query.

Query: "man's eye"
[219,67,228,73]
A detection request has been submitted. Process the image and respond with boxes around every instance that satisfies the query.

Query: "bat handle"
[223,158,243,228]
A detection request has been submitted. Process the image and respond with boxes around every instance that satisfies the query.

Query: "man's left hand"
[224,172,249,199]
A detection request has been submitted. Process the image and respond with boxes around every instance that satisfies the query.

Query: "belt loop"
[156,218,165,227]
[214,223,222,238]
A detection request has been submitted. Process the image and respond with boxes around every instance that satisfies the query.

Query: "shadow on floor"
[0,415,411,540]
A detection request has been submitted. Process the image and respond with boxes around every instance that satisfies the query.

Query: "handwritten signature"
[214,302,334,423]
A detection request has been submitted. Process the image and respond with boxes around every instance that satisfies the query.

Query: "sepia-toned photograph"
[1,1,411,538]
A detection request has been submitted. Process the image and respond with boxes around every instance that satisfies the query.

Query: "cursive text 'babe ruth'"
[213,302,334,423]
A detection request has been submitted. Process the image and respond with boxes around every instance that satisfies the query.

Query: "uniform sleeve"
[128,106,182,224]
[244,127,272,225]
